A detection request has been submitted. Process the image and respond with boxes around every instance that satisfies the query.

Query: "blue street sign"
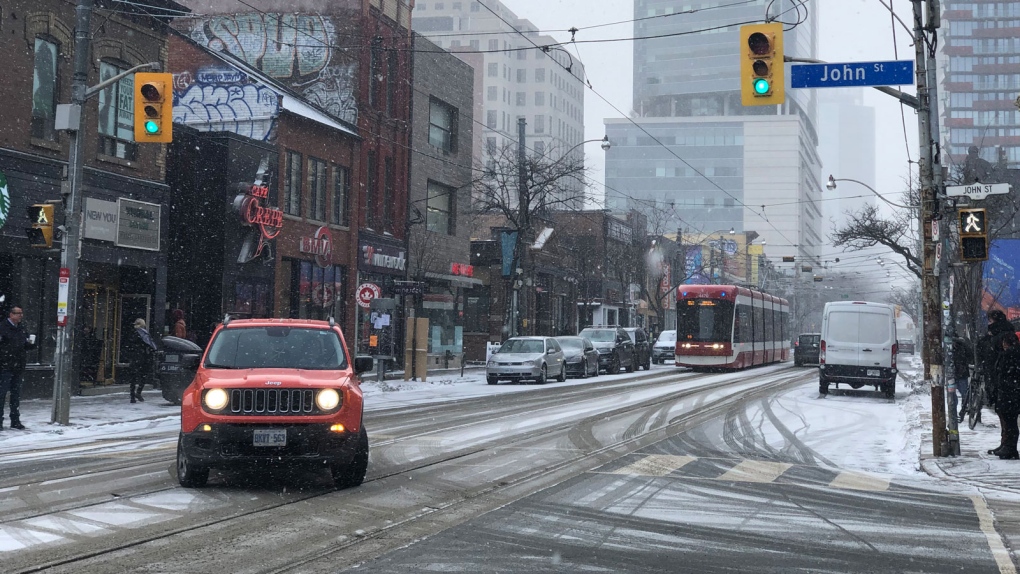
[791,60,914,88]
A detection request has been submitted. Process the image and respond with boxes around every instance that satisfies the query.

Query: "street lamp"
[825,175,915,210]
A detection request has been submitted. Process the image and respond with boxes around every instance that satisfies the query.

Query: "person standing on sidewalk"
[0,306,36,430]
[995,332,1020,459]
[122,318,157,403]
[982,310,1016,455]
[953,337,973,421]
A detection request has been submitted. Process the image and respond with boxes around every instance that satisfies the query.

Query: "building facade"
[412,0,587,207]
[0,0,186,397]
[604,0,822,265]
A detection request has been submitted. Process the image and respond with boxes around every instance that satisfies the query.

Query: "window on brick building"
[366,152,379,229]
[383,156,395,233]
[428,97,457,152]
[284,151,303,216]
[308,157,327,221]
[426,180,455,235]
[369,38,382,108]
[31,38,58,142]
[97,61,136,160]
[332,165,350,227]
[387,49,398,116]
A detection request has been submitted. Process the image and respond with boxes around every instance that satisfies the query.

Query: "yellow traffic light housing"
[740,23,785,106]
[959,208,988,262]
[26,204,54,248]
[133,72,173,143]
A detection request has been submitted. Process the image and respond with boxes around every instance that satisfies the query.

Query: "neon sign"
[236,157,283,263]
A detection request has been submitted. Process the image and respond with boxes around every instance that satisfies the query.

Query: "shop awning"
[425,271,484,287]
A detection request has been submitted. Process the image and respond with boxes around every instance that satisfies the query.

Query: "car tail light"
[819,340,826,364]
[892,342,897,368]
[795,340,800,347]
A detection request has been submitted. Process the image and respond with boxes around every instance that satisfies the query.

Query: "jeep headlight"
[204,388,229,411]
[316,389,341,411]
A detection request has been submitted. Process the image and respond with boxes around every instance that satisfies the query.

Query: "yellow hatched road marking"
[828,471,890,491]
[717,460,792,483]
[611,455,697,477]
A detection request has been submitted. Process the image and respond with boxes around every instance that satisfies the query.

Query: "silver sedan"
[486,337,566,385]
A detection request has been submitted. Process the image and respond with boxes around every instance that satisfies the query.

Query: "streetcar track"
[8,366,807,574]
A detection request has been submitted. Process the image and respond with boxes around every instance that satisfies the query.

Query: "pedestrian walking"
[122,318,158,403]
[996,332,1020,459]
[981,310,1015,455]
[953,337,973,421]
[170,309,187,339]
[0,306,36,430]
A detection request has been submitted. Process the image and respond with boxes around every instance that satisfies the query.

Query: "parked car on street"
[486,336,566,385]
[897,339,915,355]
[577,326,635,374]
[652,329,677,364]
[176,317,372,489]
[794,333,821,366]
[622,327,653,370]
[554,336,599,378]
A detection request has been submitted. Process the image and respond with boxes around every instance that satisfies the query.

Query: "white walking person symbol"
[964,212,983,233]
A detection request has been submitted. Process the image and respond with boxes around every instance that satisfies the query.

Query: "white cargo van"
[819,301,898,398]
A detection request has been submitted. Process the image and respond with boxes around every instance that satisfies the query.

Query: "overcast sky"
[504,0,919,284]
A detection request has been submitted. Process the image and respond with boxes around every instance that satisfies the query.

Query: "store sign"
[359,240,406,275]
[84,198,118,242]
[450,262,474,277]
[236,157,282,263]
[0,170,9,231]
[356,282,381,308]
[116,198,161,251]
[299,226,333,268]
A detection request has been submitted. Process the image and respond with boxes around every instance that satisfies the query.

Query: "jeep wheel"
[332,427,369,489]
[177,434,209,488]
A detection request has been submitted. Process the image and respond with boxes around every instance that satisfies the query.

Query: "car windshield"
[499,339,545,354]
[580,329,615,342]
[657,331,676,343]
[557,338,583,351]
[204,326,348,370]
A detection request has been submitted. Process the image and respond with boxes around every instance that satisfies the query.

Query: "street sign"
[945,182,1011,200]
[791,60,914,88]
[392,281,425,296]
[57,268,69,326]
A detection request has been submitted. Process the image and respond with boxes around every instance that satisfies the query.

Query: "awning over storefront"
[425,271,484,288]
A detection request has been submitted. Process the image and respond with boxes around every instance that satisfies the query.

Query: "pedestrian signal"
[26,204,54,248]
[740,23,785,106]
[958,208,988,262]
[133,72,173,143]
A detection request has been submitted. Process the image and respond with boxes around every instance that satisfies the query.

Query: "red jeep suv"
[176,318,372,488]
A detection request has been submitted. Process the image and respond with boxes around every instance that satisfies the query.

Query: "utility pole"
[517,117,529,336]
[913,0,947,456]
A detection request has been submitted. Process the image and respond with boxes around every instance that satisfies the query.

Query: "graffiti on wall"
[173,66,279,141]
[181,14,358,125]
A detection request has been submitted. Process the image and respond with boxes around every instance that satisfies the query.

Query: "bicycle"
[965,367,993,430]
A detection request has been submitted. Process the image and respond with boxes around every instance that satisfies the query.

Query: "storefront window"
[421,284,462,355]
[289,259,346,323]
[463,290,490,333]
[233,281,272,317]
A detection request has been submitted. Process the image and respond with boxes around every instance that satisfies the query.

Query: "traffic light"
[959,207,988,262]
[133,72,173,143]
[26,204,54,248]
[740,23,785,106]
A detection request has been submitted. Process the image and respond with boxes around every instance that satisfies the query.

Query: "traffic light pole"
[52,0,158,424]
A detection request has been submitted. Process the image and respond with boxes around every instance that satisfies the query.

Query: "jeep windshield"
[204,326,348,370]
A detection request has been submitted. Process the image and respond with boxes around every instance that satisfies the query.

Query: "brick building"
[0,0,186,397]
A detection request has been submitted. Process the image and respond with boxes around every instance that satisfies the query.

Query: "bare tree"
[829,186,922,278]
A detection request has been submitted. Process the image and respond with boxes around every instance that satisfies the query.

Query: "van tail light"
[892,343,897,368]
[819,340,826,364]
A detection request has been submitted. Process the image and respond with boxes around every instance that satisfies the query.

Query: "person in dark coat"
[981,310,1016,455]
[995,332,1020,459]
[0,306,37,430]
[122,318,158,403]
[953,338,973,421]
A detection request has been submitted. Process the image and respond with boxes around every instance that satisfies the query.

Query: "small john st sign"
[791,60,914,88]
[946,182,1011,201]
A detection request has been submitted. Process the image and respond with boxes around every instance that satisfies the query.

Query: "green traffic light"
[144,120,160,134]
[753,78,770,95]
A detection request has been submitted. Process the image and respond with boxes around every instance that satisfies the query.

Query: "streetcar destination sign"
[945,182,1011,201]
[791,60,914,88]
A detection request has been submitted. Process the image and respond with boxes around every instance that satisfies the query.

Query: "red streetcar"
[675,284,790,369]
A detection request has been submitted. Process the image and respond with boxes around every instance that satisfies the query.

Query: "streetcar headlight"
[712,343,722,350]
[203,388,229,411]
[316,389,341,411]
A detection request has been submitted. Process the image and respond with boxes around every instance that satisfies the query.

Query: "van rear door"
[824,310,862,366]
[857,309,895,368]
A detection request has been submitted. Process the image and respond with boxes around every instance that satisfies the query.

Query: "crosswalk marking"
[717,460,792,483]
[610,455,697,477]
[828,471,890,491]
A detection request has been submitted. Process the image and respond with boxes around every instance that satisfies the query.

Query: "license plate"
[867,369,880,377]
[253,429,286,447]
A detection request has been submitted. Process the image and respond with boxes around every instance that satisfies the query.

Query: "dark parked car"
[622,327,652,371]
[652,330,676,364]
[897,339,915,355]
[577,327,635,374]
[794,333,821,366]
[554,336,599,378]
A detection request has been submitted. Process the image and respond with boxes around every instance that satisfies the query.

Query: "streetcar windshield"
[677,300,734,343]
